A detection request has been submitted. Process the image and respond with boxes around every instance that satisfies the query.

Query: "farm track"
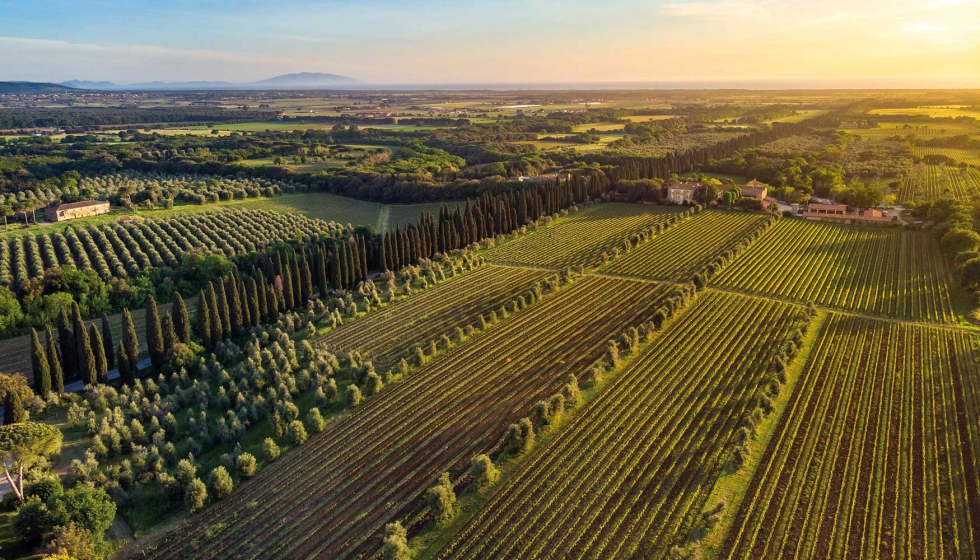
[137,276,676,560]
[720,315,980,559]
[317,264,551,367]
[436,291,809,559]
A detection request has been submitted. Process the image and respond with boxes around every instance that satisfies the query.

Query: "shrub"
[288,420,308,446]
[470,454,499,488]
[263,438,280,461]
[185,478,208,513]
[381,521,411,560]
[307,408,327,434]
[209,466,234,500]
[236,452,257,479]
[426,472,456,520]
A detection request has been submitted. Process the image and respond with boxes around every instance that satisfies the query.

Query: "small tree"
[4,390,27,425]
[470,454,499,488]
[185,478,208,513]
[263,438,280,461]
[49,522,99,560]
[146,296,165,372]
[307,408,326,434]
[507,417,535,456]
[173,292,191,345]
[236,452,257,478]
[381,521,411,560]
[100,314,115,371]
[121,308,139,382]
[426,472,456,520]
[45,326,64,394]
[0,422,60,503]
[288,420,308,446]
[89,324,107,384]
[209,466,234,499]
[50,485,115,537]
[346,384,363,407]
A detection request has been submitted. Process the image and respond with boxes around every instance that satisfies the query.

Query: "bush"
[236,452,257,478]
[50,486,115,537]
[346,384,363,407]
[469,454,499,488]
[49,522,100,560]
[185,478,208,513]
[28,478,63,503]
[381,522,411,560]
[426,472,456,520]
[15,497,53,545]
[263,438,280,461]
[287,421,308,446]
[209,467,234,500]
[307,408,327,434]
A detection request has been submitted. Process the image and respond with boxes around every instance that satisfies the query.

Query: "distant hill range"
[59,72,359,91]
[0,81,76,94]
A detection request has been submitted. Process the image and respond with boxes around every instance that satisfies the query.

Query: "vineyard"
[0,209,345,289]
[842,122,980,140]
[712,219,958,323]
[603,210,771,281]
[911,147,980,167]
[436,292,810,560]
[721,315,980,559]
[317,264,550,367]
[897,164,980,202]
[486,203,689,269]
[137,275,679,559]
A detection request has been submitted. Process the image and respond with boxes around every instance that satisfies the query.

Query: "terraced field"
[722,315,980,559]
[437,292,810,559]
[713,219,958,323]
[137,276,679,559]
[317,264,550,367]
[486,203,689,269]
[604,210,771,281]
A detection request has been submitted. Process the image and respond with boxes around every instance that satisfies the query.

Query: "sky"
[0,0,978,87]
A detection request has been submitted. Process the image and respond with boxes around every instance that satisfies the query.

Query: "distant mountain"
[61,79,117,89]
[55,72,358,91]
[253,72,359,87]
[0,81,76,94]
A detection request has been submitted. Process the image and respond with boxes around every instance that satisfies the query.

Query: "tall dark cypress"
[161,313,176,357]
[173,292,191,345]
[280,264,294,310]
[45,325,63,394]
[257,275,269,321]
[4,392,25,425]
[89,324,107,383]
[226,277,242,335]
[101,314,115,371]
[358,237,369,281]
[30,328,51,397]
[77,322,97,386]
[122,308,139,382]
[266,284,280,318]
[117,341,132,386]
[206,284,220,344]
[379,235,389,273]
[197,294,214,351]
[299,251,312,303]
[146,296,165,372]
[291,254,303,304]
[329,248,342,289]
[314,249,328,296]
[216,280,231,339]
[58,308,76,379]
[246,277,260,328]
[239,278,252,329]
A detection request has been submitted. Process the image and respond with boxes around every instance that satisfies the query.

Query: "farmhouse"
[803,202,895,224]
[44,200,110,222]
[667,182,700,204]
[741,179,769,200]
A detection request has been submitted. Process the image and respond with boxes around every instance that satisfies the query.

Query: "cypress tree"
[256,275,269,322]
[379,236,389,273]
[101,314,115,371]
[315,249,328,296]
[226,277,242,335]
[358,237,369,281]
[122,308,139,381]
[173,293,191,345]
[299,251,312,303]
[215,281,231,339]
[57,309,76,381]
[205,284,220,343]
[4,391,25,425]
[246,277,260,328]
[90,324,107,383]
[266,285,280,318]
[146,296,165,372]
[30,328,51,398]
[280,263,294,310]
[162,313,176,357]
[45,325,63,394]
[117,341,132,385]
[329,248,342,289]
[291,255,303,304]
[77,322,97,386]
[197,290,211,345]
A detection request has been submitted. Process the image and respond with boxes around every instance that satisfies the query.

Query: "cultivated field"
[722,315,980,559]
[136,276,678,559]
[912,147,980,166]
[713,219,958,323]
[437,291,810,560]
[897,164,980,203]
[486,203,689,269]
[318,264,550,367]
[603,210,771,281]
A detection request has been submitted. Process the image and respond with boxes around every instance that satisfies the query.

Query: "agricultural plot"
[437,292,810,560]
[137,276,678,559]
[721,315,980,559]
[317,264,550,367]
[0,210,342,289]
[713,219,957,323]
[486,203,688,269]
[604,210,771,281]
[912,147,980,166]
[896,164,980,203]
[842,121,979,140]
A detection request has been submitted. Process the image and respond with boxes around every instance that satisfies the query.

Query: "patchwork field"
[317,264,551,367]
[722,315,980,559]
[437,292,810,560]
[604,210,771,281]
[137,276,679,559]
[713,219,958,323]
[486,203,690,269]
